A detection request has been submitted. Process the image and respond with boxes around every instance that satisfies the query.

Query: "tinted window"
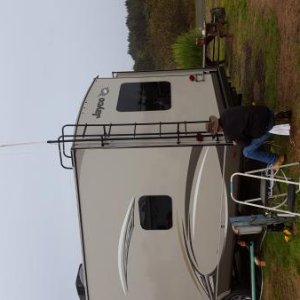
[117,82,171,112]
[138,196,172,230]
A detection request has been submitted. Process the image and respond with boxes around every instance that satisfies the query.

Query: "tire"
[222,290,251,300]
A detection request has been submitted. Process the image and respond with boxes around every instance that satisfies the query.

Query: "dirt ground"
[248,0,300,160]
[232,2,300,298]
[206,1,300,298]
[246,2,300,298]
[205,1,300,297]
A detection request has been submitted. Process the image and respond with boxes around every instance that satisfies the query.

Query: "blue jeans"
[242,111,277,165]
[242,132,276,165]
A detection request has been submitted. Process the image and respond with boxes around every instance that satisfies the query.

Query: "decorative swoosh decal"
[184,147,202,230]
[178,147,217,300]
[180,216,216,300]
[118,197,135,295]
[191,147,209,239]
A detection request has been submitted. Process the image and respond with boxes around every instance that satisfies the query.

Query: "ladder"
[48,120,232,169]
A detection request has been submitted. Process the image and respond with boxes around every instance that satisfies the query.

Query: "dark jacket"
[219,106,274,145]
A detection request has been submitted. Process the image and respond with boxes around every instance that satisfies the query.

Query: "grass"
[262,216,300,299]
[264,221,300,275]
[296,43,300,73]
[169,0,300,297]
[260,177,300,299]
[218,0,280,108]
[203,1,300,298]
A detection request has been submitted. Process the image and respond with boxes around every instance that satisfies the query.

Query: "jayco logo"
[92,97,105,119]
[92,88,109,119]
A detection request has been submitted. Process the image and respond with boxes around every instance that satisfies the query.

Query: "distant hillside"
[125,0,195,70]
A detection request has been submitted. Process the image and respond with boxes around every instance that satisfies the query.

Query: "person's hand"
[232,140,237,146]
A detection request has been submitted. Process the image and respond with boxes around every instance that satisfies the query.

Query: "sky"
[0,1,133,299]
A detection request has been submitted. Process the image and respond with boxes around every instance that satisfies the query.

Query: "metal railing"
[48,120,232,169]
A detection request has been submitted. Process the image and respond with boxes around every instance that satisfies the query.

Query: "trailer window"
[117,81,171,112]
[138,196,172,230]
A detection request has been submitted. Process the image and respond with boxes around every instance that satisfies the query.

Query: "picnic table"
[196,7,228,68]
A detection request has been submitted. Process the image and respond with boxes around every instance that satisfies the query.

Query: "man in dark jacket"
[206,106,286,169]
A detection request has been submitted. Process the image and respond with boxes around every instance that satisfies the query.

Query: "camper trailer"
[53,67,251,300]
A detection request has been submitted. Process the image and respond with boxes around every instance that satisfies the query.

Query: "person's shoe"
[272,154,285,170]
[275,110,292,122]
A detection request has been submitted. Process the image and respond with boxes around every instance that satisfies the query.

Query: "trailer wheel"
[222,290,251,300]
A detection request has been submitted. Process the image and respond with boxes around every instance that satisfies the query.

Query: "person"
[205,105,291,169]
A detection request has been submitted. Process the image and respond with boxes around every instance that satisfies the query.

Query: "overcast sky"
[0,1,133,299]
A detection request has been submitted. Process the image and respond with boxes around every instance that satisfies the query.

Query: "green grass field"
[171,1,300,297]
[203,1,300,298]
[216,0,279,108]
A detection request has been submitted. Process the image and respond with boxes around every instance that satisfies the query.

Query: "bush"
[172,29,203,68]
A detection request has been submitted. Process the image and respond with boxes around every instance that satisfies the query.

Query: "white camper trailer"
[52,67,251,300]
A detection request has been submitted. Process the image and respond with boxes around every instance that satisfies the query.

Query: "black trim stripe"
[73,150,90,300]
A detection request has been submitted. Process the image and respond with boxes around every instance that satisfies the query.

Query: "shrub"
[172,29,203,68]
